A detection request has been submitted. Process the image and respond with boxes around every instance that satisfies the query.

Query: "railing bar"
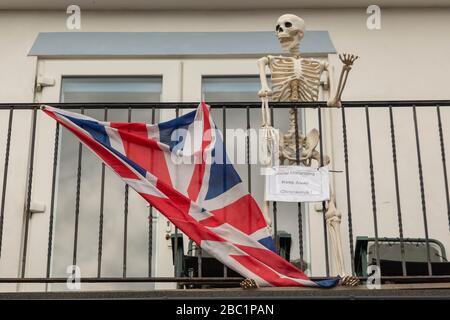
[270,105,278,251]
[388,106,407,276]
[293,106,304,268]
[197,244,202,278]
[4,100,450,110]
[246,106,252,194]
[0,277,244,283]
[317,105,330,276]
[436,106,450,230]
[412,105,433,275]
[222,105,228,278]
[72,107,84,267]
[148,207,153,277]
[365,106,381,269]
[46,122,59,278]
[272,202,278,253]
[122,190,128,276]
[174,107,180,280]
[97,107,108,278]
[0,107,13,260]
[123,107,132,278]
[340,105,355,275]
[148,106,156,277]
[21,107,38,278]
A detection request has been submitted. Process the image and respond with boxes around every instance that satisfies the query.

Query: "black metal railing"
[0,101,449,289]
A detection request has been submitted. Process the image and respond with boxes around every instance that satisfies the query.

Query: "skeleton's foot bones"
[339,275,360,287]
[240,279,258,289]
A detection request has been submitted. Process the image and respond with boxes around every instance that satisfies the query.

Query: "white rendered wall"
[0,8,449,287]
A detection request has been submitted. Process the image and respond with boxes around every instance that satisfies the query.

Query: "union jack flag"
[42,103,339,287]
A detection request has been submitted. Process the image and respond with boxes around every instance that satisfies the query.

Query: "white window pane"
[61,77,162,103]
[202,76,268,102]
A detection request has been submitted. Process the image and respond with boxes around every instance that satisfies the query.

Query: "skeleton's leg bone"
[328,219,346,276]
[325,196,347,277]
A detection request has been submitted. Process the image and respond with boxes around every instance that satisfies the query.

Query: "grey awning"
[28,31,336,58]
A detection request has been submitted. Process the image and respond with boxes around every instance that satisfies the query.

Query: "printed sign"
[265,166,330,202]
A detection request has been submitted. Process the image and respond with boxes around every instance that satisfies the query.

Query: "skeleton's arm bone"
[257,57,272,97]
[325,62,341,107]
[325,62,335,100]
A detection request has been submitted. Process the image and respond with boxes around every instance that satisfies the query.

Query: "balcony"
[0,101,449,298]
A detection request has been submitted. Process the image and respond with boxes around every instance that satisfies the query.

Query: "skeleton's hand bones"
[339,53,359,69]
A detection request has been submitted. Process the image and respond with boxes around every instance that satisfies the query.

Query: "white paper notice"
[265,166,330,202]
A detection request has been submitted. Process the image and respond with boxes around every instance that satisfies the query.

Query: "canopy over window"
[28,32,336,58]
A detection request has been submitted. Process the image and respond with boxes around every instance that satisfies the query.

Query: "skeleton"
[255,14,359,285]
[260,15,329,166]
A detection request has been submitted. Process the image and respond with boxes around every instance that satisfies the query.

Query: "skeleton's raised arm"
[257,57,272,97]
[326,53,359,108]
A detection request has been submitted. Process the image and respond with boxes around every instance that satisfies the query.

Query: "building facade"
[0,1,449,293]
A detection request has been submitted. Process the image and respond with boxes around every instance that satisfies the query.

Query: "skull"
[275,14,305,54]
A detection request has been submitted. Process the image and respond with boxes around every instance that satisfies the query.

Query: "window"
[52,77,162,289]
[202,76,268,102]
[61,77,162,103]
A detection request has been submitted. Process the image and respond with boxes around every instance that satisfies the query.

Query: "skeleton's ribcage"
[269,57,322,102]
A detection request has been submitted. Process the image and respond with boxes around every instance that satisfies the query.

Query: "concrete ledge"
[1,283,450,300]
